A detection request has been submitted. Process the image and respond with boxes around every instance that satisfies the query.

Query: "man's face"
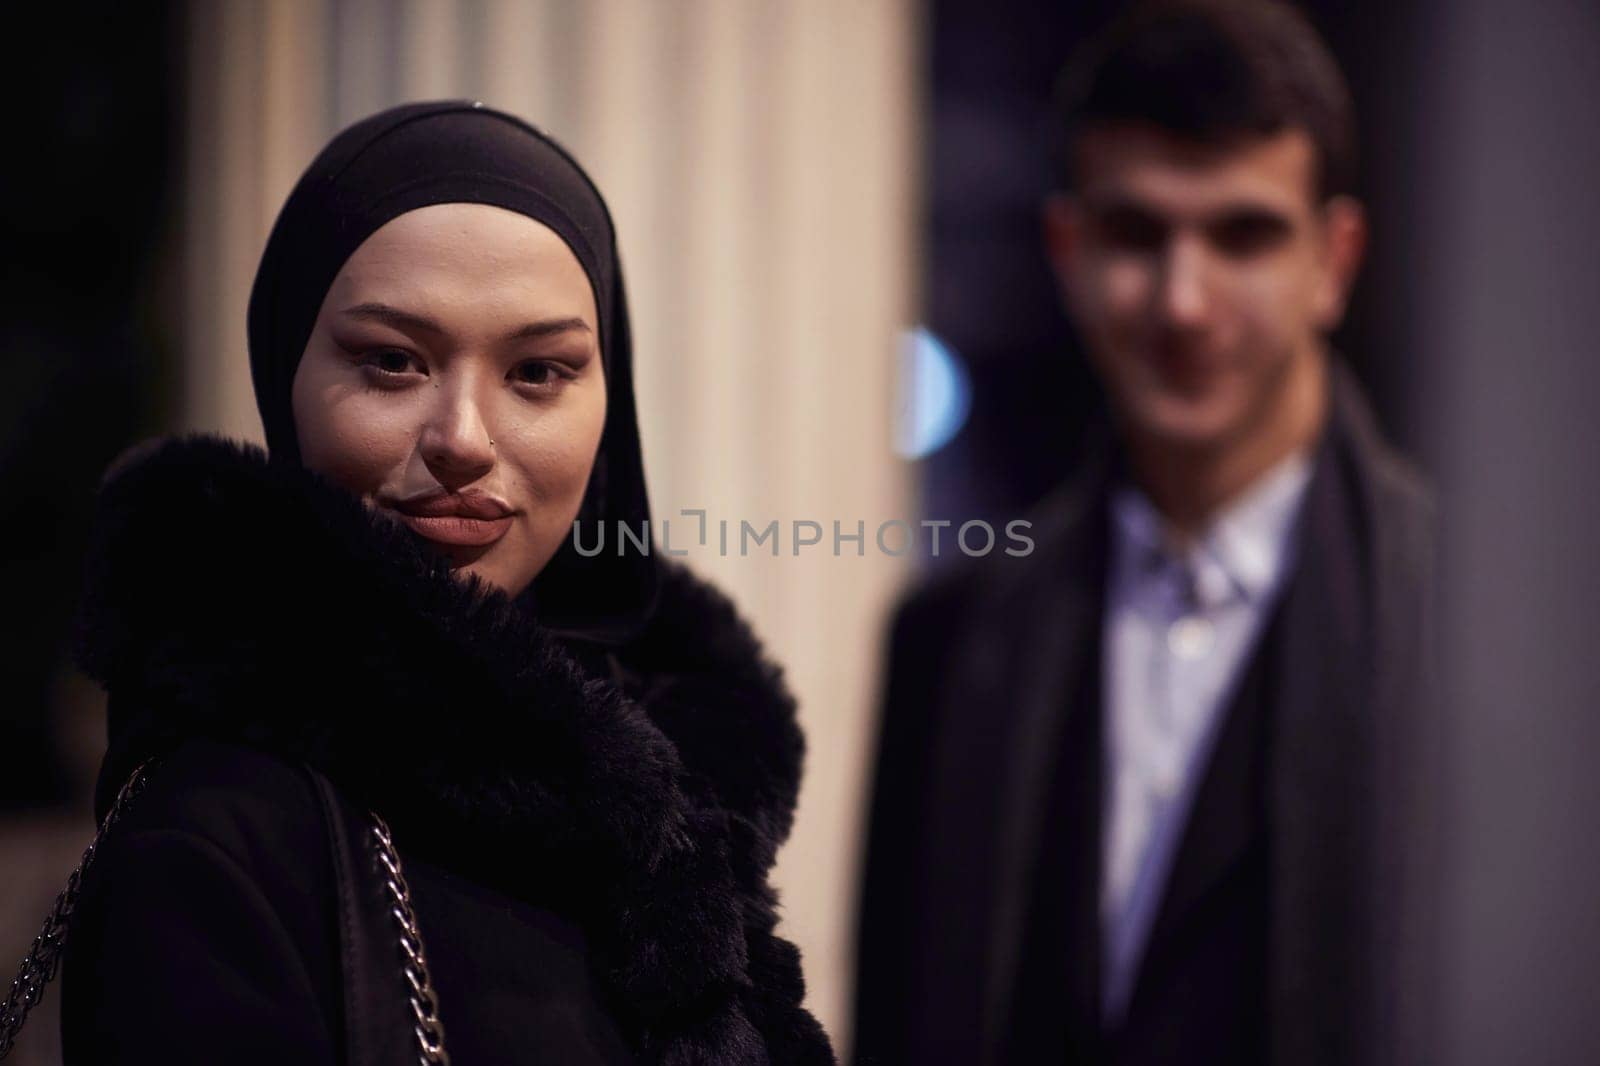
[1045,125,1364,450]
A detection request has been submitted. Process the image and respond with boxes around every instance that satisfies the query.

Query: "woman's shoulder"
[96,738,332,891]
[69,739,343,998]
[61,741,347,1061]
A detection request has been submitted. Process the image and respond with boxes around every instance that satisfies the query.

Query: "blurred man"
[854,3,1434,1064]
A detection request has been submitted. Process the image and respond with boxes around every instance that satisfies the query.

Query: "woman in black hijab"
[49,102,834,1065]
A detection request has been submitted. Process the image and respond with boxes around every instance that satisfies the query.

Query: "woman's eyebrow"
[339,302,592,341]
[338,302,446,335]
[505,316,593,342]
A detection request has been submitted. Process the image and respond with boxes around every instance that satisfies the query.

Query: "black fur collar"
[71,433,833,1065]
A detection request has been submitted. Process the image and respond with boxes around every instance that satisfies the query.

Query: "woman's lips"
[393,511,513,547]
[382,489,516,549]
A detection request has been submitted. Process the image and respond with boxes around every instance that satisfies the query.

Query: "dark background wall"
[0,3,181,812]
[0,8,180,1063]
[1409,2,1600,1063]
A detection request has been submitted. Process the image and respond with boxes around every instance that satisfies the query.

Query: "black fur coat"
[61,433,835,1065]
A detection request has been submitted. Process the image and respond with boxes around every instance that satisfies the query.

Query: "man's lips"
[1147,342,1225,392]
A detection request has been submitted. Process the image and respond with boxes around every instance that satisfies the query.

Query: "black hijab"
[246,100,657,643]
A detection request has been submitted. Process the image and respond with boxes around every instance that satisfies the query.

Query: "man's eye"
[1094,209,1167,253]
[1209,214,1290,257]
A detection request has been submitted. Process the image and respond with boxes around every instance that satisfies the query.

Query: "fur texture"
[71,433,834,1065]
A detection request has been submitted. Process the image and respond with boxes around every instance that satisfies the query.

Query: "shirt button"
[1168,615,1215,658]
[1146,751,1183,801]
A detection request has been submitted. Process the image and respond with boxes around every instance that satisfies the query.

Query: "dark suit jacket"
[853,360,1437,1066]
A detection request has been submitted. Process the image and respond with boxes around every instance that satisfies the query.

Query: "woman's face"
[291,202,606,597]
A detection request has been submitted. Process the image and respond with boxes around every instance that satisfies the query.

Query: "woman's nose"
[418,382,496,486]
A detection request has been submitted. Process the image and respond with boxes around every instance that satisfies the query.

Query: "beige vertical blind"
[182,0,920,1049]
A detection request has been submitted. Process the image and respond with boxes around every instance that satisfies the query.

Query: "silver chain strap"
[0,764,451,1066]
[370,813,451,1066]
[0,759,154,1060]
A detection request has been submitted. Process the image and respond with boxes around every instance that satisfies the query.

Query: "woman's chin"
[401,523,547,598]
[444,560,517,598]
[407,533,500,582]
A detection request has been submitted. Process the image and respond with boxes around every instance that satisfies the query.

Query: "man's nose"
[418,378,496,486]
[1157,235,1213,330]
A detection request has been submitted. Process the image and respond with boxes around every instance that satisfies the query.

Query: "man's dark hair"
[1055,0,1357,200]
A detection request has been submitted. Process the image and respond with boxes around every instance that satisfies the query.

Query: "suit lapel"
[1266,365,1380,1066]
[1135,604,1281,985]
[1126,360,1392,1057]
[980,450,1113,1063]
[911,460,1110,1065]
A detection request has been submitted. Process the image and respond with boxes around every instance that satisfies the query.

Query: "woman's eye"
[362,349,420,376]
[351,349,425,391]
[512,361,566,389]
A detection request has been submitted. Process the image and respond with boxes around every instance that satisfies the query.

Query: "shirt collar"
[1111,446,1315,608]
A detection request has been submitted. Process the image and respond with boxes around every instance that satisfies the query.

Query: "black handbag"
[0,759,451,1064]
